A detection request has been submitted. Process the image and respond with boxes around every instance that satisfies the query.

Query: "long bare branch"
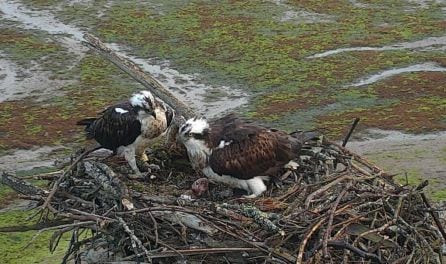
[82,33,196,119]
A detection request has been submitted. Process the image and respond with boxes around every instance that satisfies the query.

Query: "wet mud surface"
[349,129,446,200]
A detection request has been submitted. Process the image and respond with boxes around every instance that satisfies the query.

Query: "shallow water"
[348,62,446,87]
[0,145,66,172]
[308,35,446,58]
[0,56,72,102]
[107,44,248,117]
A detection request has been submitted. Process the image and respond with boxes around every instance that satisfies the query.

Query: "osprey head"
[130,90,156,117]
[178,117,209,143]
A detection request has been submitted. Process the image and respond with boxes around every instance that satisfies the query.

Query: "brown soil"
[255,89,334,118]
[373,71,446,99]
[0,99,96,150]
[317,98,446,139]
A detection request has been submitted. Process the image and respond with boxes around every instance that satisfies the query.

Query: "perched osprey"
[77,90,174,174]
[178,114,317,198]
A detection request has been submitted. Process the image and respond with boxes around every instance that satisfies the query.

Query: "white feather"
[130,90,154,108]
[186,118,209,134]
[217,140,232,149]
[182,137,210,170]
[114,107,129,114]
[203,166,269,198]
[130,93,145,107]
[203,166,249,190]
[140,90,154,102]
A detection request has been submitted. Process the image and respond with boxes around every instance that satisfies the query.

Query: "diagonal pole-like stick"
[82,33,196,120]
[342,117,360,147]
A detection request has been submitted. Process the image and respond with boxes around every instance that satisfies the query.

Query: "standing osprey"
[77,90,174,174]
[178,114,317,198]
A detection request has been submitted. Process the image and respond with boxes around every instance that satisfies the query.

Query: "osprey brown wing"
[208,130,286,180]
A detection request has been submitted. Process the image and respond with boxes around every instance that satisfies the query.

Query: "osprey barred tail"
[178,114,318,198]
[77,90,174,174]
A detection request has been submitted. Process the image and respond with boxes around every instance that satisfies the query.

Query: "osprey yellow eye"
[188,132,193,137]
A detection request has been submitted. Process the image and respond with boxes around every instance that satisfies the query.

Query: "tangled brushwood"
[1,139,445,264]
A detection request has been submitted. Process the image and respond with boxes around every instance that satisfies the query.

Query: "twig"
[330,141,388,176]
[296,218,325,264]
[148,212,159,247]
[205,215,296,263]
[322,183,350,257]
[24,221,96,249]
[128,247,260,259]
[67,208,114,221]
[305,175,358,208]
[117,216,152,262]
[58,191,95,208]
[22,170,63,180]
[0,219,74,232]
[326,240,382,263]
[342,117,360,147]
[420,193,446,241]
[17,194,43,201]
[46,203,107,222]
[40,146,100,214]
[222,203,284,235]
[0,171,47,196]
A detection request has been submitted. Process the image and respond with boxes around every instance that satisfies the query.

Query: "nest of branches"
[1,139,445,264]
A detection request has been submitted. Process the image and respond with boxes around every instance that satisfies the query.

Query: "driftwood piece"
[0,171,47,196]
[151,210,218,236]
[82,33,196,120]
[83,161,135,210]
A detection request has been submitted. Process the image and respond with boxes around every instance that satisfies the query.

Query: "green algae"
[1,0,445,138]
[21,0,63,9]
[0,26,71,71]
[0,210,69,264]
[0,167,69,263]
[432,189,446,202]
[3,0,445,136]
[394,169,423,186]
[87,0,446,135]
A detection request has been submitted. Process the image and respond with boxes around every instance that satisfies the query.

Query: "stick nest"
[1,139,445,264]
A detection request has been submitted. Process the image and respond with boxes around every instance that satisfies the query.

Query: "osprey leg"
[122,146,141,175]
[244,177,267,198]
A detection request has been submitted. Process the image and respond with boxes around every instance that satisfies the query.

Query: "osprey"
[178,114,317,198]
[77,90,174,174]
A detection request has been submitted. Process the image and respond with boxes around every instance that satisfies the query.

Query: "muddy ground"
[0,0,445,263]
